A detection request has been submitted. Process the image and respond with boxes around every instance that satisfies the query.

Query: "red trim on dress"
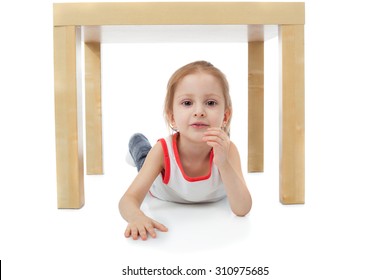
[172,133,213,182]
[158,138,170,184]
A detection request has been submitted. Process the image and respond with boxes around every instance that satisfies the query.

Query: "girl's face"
[169,72,230,143]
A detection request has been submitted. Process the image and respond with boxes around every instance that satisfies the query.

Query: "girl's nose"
[194,111,205,117]
[193,105,206,117]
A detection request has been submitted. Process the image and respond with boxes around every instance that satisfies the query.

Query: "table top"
[54,2,304,43]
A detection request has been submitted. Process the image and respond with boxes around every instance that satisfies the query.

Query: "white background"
[1,0,390,279]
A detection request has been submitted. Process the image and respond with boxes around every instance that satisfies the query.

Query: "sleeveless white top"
[150,133,226,203]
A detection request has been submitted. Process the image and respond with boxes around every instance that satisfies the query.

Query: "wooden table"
[53,2,305,208]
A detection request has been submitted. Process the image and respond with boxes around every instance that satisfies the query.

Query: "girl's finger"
[124,226,131,238]
[138,227,148,240]
[131,227,139,240]
[153,220,169,232]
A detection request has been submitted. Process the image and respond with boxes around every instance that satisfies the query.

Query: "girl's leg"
[128,133,152,171]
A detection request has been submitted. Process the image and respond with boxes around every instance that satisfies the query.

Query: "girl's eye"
[206,100,217,106]
[181,100,192,106]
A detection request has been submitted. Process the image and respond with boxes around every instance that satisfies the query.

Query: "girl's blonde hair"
[163,61,232,134]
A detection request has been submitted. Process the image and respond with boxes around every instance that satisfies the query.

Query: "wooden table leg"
[85,42,103,175]
[248,41,264,172]
[54,26,85,208]
[279,25,305,204]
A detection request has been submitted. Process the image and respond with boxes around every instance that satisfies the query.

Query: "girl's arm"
[203,128,252,216]
[119,142,168,240]
[218,142,252,216]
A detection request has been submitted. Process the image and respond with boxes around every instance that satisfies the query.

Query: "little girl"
[119,61,252,240]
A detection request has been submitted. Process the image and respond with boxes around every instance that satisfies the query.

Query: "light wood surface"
[54,26,85,208]
[279,25,305,204]
[248,41,264,172]
[54,2,305,26]
[85,42,103,175]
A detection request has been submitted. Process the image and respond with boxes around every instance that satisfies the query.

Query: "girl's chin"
[179,132,207,144]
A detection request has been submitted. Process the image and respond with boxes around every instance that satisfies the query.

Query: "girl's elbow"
[233,209,251,217]
[230,194,252,216]
[232,203,252,217]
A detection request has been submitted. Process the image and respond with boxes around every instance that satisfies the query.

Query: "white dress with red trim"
[150,133,226,203]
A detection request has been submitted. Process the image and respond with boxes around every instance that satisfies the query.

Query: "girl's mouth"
[191,123,209,128]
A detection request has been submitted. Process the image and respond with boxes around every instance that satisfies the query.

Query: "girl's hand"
[124,214,168,240]
[203,127,230,168]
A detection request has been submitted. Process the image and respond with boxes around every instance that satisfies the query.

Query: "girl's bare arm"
[119,143,168,239]
[203,128,252,216]
[218,142,252,216]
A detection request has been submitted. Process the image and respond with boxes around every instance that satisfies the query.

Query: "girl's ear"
[224,107,232,123]
[222,108,232,136]
[168,112,176,129]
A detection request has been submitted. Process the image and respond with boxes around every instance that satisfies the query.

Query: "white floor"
[1,0,390,279]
